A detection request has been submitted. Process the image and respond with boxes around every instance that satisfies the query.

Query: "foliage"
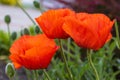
[0,26,35,56]
[44,39,120,80]
[0,30,9,55]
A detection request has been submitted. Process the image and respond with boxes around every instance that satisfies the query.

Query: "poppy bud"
[24,28,30,35]
[4,15,11,24]
[33,1,40,9]
[35,25,40,34]
[11,32,17,40]
[5,63,15,78]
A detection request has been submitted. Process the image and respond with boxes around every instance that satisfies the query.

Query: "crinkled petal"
[9,34,59,69]
[35,8,75,39]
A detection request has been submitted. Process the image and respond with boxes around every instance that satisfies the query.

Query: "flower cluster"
[9,8,114,70]
[36,9,114,50]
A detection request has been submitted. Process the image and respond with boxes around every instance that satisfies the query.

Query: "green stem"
[111,70,120,80]
[67,38,70,52]
[67,38,71,61]
[87,50,99,80]
[33,70,39,80]
[43,69,51,80]
[115,19,120,49]
[58,39,73,80]
[16,0,36,25]
[25,69,31,80]
[7,24,11,46]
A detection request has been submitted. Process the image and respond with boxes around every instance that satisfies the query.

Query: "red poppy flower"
[63,13,114,50]
[35,8,75,39]
[9,34,59,70]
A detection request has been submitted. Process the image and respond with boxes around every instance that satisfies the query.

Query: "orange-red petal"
[19,46,59,69]
[35,8,75,39]
[9,34,59,69]
[63,13,114,50]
